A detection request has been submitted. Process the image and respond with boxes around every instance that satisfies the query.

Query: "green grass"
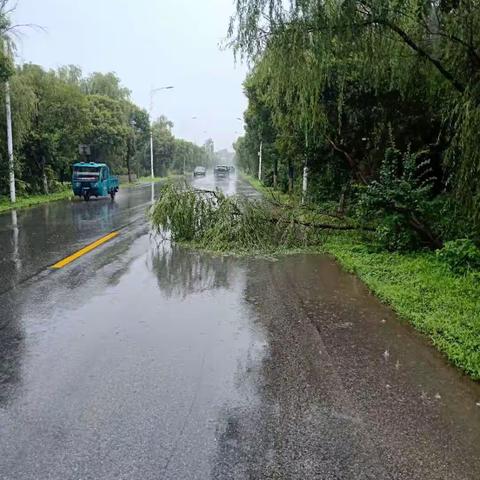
[241,172,292,204]
[0,188,73,213]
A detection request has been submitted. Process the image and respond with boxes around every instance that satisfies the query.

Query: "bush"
[357,146,440,251]
[436,239,480,274]
[375,213,419,251]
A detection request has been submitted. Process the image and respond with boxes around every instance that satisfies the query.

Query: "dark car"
[214,165,230,178]
[194,166,207,177]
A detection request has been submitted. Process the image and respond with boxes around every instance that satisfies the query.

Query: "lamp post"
[258,141,263,181]
[191,116,200,145]
[149,86,174,179]
[4,39,15,203]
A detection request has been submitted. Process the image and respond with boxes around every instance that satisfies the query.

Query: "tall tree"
[230,0,480,239]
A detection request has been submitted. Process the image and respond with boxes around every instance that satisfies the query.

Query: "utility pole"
[149,127,155,179]
[302,163,309,205]
[4,39,15,203]
[273,156,278,189]
[258,141,263,181]
[302,128,309,205]
[128,118,136,183]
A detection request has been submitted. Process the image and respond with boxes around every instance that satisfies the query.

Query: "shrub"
[436,239,480,274]
[375,213,419,251]
[357,146,440,251]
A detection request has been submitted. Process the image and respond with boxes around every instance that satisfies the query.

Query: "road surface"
[0,174,479,479]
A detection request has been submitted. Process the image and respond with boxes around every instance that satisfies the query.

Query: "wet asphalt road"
[1,174,480,479]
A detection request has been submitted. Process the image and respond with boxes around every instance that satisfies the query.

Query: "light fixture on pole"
[149,86,174,179]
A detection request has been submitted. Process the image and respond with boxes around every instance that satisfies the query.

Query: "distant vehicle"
[72,162,119,201]
[194,166,207,177]
[214,165,230,178]
[229,166,236,174]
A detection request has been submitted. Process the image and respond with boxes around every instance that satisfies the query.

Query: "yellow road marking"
[51,231,119,269]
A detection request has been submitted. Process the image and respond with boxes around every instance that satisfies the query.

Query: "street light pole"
[4,39,15,203]
[149,86,174,179]
[258,141,263,181]
[302,127,309,205]
[149,128,155,179]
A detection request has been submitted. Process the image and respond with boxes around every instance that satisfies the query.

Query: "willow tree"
[229,0,480,228]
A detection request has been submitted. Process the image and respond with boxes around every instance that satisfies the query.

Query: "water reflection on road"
[149,242,237,299]
[191,172,261,200]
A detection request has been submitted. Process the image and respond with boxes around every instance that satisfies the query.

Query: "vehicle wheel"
[110,190,116,200]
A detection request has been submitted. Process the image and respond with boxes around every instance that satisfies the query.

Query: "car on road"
[194,166,207,177]
[214,165,230,178]
[72,162,119,201]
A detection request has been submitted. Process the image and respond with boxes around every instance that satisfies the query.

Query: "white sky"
[12,0,248,150]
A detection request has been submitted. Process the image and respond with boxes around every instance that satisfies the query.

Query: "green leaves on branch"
[358,147,441,250]
[150,184,330,254]
[437,239,480,275]
[0,62,206,196]
[231,0,480,246]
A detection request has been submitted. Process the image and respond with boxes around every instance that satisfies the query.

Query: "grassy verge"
[240,172,292,204]
[0,188,73,214]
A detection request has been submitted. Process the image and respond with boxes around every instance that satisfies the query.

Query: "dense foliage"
[230,0,480,251]
[0,52,208,196]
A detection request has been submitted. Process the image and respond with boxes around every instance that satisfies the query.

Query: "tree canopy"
[231,0,480,247]
[0,64,207,195]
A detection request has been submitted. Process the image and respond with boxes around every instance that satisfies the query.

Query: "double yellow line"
[51,231,119,269]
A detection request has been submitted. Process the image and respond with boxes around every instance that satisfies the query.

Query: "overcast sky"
[12,0,248,150]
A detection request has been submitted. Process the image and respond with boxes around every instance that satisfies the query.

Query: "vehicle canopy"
[214,165,230,171]
[73,162,107,174]
[72,163,113,181]
[72,162,119,200]
[194,166,206,172]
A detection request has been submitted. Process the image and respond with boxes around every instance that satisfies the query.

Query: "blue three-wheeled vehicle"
[72,162,119,201]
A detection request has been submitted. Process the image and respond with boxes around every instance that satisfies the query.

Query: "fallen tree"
[150,184,367,253]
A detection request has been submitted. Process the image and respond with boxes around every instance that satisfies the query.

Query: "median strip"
[51,231,119,269]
